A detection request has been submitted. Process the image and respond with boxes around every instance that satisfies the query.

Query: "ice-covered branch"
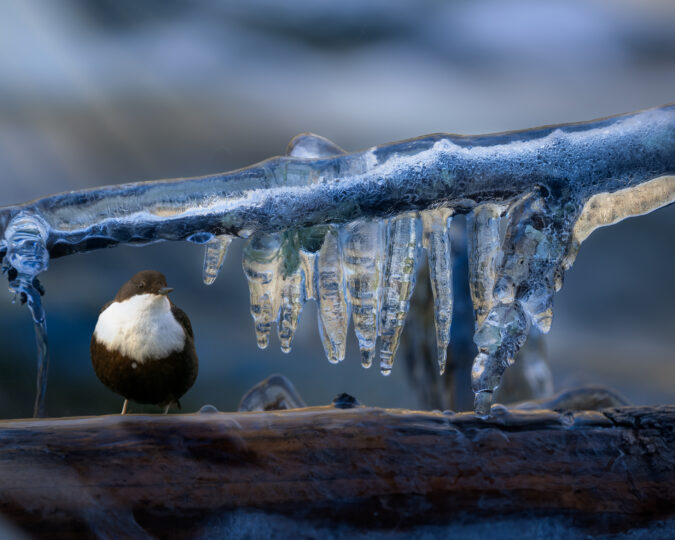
[1,105,674,416]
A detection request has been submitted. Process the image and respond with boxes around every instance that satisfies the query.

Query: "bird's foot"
[163,399,181,414]
[121,399,129,415]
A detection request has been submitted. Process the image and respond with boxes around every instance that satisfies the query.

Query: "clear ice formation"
[467,203,504,328]
[242,233,283,349]
[421,208,454,375]
[238,374,306,412]
[379,213,420,376]
[340,220,383,368]
[1,213,50,417]
[1,106,673,416]
[203,235,233,286]
[316,228,351,364]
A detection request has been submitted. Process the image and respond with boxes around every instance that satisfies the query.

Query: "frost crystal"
[1,105,673,416]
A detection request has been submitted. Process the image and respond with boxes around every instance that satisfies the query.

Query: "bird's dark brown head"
[114,270,173,302]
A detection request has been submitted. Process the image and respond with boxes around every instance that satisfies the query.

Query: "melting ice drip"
[1,213,50,417]
[1,105,673,417]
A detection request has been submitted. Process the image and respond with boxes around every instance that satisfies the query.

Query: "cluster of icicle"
[239,210,450,375]
[202,134,571,415]
[197,128,673,415]
[222,199,564,415]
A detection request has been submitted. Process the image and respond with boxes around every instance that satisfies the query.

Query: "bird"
[91,270,198,414]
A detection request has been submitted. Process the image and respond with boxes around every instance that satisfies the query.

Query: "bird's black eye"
[138,281,146,289]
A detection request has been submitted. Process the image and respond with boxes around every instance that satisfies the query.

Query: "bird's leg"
[121,399,128,415]
[163,403,171,415]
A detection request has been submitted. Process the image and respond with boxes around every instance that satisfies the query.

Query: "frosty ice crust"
[1,105,673,416]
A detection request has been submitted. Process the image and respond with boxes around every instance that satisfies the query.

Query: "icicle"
[276,245,320,353]
[340,220,384,368]
[471,190,571,415]
[316,227,350,364]
[242,233,282,349]
[300,250,317,301]
[275,225,331,354]
[3,213,50,417]
[472,302,531,415]
[202,235,233,285]
[421,208,454,375]
[295,225,330,303]
[285,133,347,361]
[466,203,504,328]
[379,212,420,376]
[277,269,305,354]
[495,192,556,333]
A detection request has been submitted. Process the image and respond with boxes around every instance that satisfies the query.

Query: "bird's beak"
[158,287,174,296]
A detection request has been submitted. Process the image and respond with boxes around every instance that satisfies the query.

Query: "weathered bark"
[0,405,673,538]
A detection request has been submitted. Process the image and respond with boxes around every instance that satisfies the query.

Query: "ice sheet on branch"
[1,106,673,416]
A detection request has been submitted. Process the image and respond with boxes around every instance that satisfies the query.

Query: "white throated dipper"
[91,270,198,414]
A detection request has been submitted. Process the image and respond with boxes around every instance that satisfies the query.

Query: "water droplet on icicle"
[187,232,214,245]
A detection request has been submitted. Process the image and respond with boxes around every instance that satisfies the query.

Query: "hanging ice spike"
[202,235,233,285]
[470,189,574,416]
[277,267,305,354]
[467,203,504,329]
[284,132,349,356]
[421,208,454,375]
[379,212,421,376]
[242,132,348,353]
[340,220,383,368]
[316,227,351,363]
[242,233,282,349]
[2,106,673,417]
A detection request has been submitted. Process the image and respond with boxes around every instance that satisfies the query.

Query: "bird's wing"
[171,305,194,339]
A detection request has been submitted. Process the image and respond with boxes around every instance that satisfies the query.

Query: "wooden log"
[0,405,673,538]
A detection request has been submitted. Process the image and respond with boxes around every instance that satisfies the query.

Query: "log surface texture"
[0,405,673,538]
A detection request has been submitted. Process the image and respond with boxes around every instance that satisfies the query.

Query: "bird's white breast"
[94,294,186,363]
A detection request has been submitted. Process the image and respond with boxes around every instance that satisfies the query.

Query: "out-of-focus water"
[0,0,673,417]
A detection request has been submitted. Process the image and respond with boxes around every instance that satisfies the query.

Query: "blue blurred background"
[0,0,673,417]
